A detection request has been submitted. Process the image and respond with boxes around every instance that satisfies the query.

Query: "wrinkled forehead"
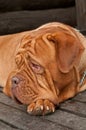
[27,33,56,66]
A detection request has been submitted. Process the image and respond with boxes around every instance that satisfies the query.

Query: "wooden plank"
[75,0,86,31]
[1,89,86,116]
[0,0,75,11]
[0,7,76,35]
[45,110,86,130]
[60,100,86,117]
[1,87,86,130]
[0,101,86,130]
[0,121,21,130]
[73,91,86,103]
[0,103,70,130]
[60,91,86,117]
[0,92,26,112]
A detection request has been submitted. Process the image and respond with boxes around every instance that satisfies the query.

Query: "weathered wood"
[0,0,75,11]
[0,90,86,130]
[0,121,21,130]
[0,103,69,130]
[61,99,86,117]
[0,7,76,35]
[0,92,26,111]
[45,110,86,130]
[0,87,86,130]
[75,0,86,31]
[73,91,86,103]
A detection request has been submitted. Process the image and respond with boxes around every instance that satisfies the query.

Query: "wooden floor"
[0,87,86,130]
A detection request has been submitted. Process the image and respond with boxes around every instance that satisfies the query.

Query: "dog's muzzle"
[10,72,59,106]
[10,73,38,105]
[11,75,25,104]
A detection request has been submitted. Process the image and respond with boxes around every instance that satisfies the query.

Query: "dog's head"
[5,26,84,105]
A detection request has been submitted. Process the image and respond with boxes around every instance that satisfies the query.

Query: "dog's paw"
[27,99,55,116]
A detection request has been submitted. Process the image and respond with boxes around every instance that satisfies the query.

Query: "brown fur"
[0,22,86,115]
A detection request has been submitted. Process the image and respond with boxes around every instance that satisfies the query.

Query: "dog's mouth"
[11,87,22,104]
[12,94,22,104]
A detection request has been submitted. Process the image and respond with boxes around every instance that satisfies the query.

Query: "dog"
[0,22,86,115]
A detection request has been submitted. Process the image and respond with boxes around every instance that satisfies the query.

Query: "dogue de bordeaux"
[0,22,86,115]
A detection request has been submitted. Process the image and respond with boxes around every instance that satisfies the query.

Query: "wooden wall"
[75,0,86,33]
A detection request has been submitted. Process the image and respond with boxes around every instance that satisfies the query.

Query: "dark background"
[0,0,78,35]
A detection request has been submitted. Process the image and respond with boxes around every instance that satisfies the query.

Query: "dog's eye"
[29,59,44,74]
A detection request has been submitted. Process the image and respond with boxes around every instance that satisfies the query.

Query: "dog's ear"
[48,31,84,73]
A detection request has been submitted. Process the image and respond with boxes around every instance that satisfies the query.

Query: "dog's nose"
[11,76,20,87]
